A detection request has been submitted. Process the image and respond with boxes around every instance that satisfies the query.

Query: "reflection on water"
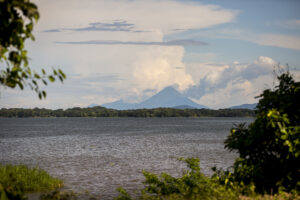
[0,117,253,199]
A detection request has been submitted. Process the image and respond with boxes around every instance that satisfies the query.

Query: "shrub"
[224,72,300,193]
[116,158,240,200]
[0,164,63,200]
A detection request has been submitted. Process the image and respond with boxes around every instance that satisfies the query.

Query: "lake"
[0,117,253,199]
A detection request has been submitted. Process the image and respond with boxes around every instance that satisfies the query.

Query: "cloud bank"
[185,56,300,108]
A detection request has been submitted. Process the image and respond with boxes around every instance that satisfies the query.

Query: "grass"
[0,164,63,193]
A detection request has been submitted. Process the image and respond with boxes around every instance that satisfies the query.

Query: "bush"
[116,158,240,200]
[0,164,63,200]
[224,72,300,193]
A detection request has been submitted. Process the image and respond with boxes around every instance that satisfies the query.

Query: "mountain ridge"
[100,86,207,110]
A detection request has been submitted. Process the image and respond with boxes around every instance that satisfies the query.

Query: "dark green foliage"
[224,72,300,193]
[0,0,66,99]
[0,181,27,200]
[0,107,255,118]
[116,158,240,200]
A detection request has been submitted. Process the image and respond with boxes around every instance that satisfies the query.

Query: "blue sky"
[1,0,300,109]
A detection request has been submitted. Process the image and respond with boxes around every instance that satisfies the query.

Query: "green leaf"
[12,66,19,72]
[58,69,66,78]
[48,76,55,82]
[42,79,47,85]
[281,135,287,140]
[17,82,24,90]
[59,76,63,82]
[34,73,40,79]
[42,91,46,98]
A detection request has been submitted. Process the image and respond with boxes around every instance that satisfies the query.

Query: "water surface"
[0,117,253,199]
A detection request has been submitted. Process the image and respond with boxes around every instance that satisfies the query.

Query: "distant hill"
[229,103,257,110]
[102,100,135,110]
[88,104,100,108]
[101,86,208,110]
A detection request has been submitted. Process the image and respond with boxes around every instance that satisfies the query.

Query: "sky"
[1,0,300,109]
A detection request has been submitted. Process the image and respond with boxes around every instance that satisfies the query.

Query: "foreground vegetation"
[0,107,255,118]
[116,158,241,200]
[0,165,63,199]
[116,158,299,200]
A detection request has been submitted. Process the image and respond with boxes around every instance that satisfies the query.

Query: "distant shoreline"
[0,107,255,118]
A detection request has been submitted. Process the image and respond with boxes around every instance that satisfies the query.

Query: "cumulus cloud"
[132,46,195,95]
[191,79,256,109]
[185,56,280,108]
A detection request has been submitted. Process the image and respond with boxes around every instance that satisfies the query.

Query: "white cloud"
[133,46,195,94]
[34,0,236,35]
[185,56,281,108]
[224,30,300,50]
[193,79,256,109]
[254,56,276,66]
[256,34,300,50]
[186,56,275,90]
[187,63,230,86]
[186,27,300,50]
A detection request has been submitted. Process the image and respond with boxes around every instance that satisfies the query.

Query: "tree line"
[0,107,255,118]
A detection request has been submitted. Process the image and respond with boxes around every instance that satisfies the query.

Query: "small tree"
[0,0,65,99]
[224,72,300,193]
